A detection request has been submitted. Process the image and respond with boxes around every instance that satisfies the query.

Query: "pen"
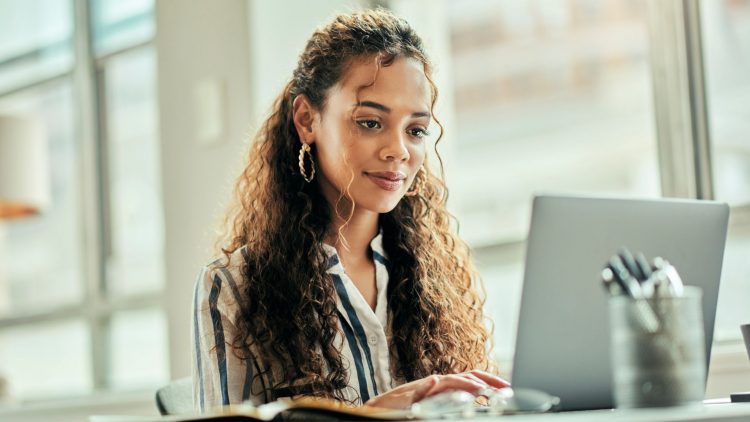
[601,267,622,296]
[608,255,644,300]
[619,248,644,281]
[607,253,660,333]
[635,252,655,298]
[635,252,653,279]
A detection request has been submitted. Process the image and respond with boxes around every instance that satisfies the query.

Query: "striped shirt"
[191,231,396,412]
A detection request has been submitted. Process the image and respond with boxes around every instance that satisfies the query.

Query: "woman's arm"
[191,265,264,412]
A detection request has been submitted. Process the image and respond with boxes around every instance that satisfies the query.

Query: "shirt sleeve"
[191,264,266,412]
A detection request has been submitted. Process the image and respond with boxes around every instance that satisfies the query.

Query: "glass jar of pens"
[602,248,705,409]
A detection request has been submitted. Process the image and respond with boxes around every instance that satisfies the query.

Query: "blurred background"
[0,0,748,419]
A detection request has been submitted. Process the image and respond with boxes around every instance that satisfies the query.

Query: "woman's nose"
[380,132,410,162]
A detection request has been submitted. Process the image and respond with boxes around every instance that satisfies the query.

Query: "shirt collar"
[322,229,386,273]
[324,229,392,332]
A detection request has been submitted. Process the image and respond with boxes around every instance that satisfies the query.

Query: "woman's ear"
[292,94,318,145]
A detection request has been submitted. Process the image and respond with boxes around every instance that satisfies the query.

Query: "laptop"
[511,195,730,411]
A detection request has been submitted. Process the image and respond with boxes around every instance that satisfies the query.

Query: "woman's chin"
[356,194,405,214]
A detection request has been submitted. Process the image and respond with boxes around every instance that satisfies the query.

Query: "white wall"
[246,0,369,127]
[156,0,253,380]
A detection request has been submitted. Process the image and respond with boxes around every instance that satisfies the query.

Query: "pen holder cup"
[609,286,705,409]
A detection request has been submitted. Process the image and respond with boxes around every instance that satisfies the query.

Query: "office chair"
[155,377,193,415]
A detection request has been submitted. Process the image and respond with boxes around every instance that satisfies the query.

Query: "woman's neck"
[326,208,379,261]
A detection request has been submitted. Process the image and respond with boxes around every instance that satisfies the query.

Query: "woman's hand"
[364,370,510,409]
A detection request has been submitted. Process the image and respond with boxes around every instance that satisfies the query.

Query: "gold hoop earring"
[404,167,426,197]
[298,143,315,183]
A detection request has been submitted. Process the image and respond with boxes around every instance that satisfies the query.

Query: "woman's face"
[299,56,432,214]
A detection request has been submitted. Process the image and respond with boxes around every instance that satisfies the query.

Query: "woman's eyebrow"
[355,100,431,118]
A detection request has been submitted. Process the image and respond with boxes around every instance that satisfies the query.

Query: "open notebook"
[90,397,413,422]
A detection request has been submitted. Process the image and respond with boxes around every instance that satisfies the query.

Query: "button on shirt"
[192,232,396,412]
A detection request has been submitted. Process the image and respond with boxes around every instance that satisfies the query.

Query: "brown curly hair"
[216,8,495,404]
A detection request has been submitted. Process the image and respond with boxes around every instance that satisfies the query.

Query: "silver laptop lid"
[511,195,729,410]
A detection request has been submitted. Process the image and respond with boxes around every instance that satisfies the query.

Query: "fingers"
[411,375,440,403]
[423,374,489,398]
[420,371,511,401]
[365,376,439,409]
[367,371,512,410]
[467,370,511,389]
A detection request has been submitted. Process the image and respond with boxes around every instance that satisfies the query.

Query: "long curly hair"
[217,8,494,403]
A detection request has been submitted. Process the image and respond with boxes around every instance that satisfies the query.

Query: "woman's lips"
[365,171,406,192]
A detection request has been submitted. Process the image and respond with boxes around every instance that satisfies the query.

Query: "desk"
[90,403,750,422]
[479,404,750,422]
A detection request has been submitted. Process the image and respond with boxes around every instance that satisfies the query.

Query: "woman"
[192,8,508,412]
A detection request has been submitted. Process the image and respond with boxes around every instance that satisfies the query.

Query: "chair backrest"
[155,377,193,415]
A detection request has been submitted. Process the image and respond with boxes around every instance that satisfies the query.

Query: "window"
[0,0,166,402]
[94,2,166,390]
[100,47,164,299]
[390,0,749,371]
[91,0,154,55]
[701,0,750,341]
[0,0,74,93]
[0,319,91,399]
[444,0,659,363]
[0,83,83,318]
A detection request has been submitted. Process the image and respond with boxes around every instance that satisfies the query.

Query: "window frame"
[0,0,163,398]
[438,0,748,343]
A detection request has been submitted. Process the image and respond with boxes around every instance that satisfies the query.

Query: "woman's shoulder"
[194,246,250,314]
[201,245,249,278]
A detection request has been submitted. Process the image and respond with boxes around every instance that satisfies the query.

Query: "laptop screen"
[510,195,729,410]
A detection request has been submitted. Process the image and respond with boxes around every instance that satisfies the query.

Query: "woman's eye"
[357,120,381,130]
[409,127,430,139]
